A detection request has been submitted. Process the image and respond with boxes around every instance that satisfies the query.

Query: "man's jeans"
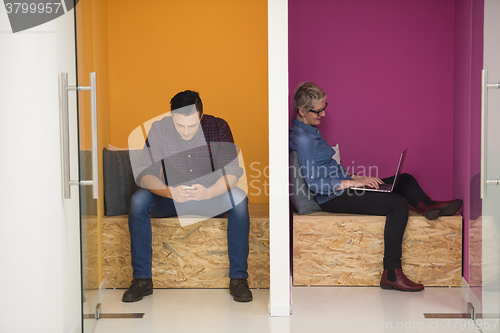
[128,187,250,279]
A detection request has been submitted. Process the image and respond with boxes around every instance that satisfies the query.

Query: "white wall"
[268,0,291,317]
[0,7,81,333]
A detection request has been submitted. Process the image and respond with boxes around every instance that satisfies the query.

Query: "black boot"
[229,278,253,302]
[122,278,153,302]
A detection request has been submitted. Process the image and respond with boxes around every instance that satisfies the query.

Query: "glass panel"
[480,0,500,328]
[481,177,500,329]
[480,86,500,331]
[470,2,500,330]
[469,172,482,303]
[79,152,99,332]
[75,0,101,330]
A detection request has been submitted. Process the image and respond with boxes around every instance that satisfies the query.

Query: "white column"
[268,0,291,317]
[0,7,81,333]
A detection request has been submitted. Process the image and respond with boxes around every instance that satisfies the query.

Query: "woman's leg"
[319,190,409,269]
[383,173,463,219]
[381,173,430,209]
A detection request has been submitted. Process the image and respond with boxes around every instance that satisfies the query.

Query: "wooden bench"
[102,203,462,289]
[293,210,462,286]
[102,203,270,289]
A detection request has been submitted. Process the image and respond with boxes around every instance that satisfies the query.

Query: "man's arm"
[140,174,192,203]
[187,174,237,201]
[140,175,172,198]
[211,119,243,177]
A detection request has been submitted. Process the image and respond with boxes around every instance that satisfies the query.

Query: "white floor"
[91,287,493,333]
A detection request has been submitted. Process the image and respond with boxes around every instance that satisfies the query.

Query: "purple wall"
[289,0,455,200]
[289,0,485,282]
[453,0,484,283]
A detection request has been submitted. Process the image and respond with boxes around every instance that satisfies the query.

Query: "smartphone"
[183,186,196,191]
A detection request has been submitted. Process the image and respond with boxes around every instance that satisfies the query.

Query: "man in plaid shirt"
[122,90,252,303]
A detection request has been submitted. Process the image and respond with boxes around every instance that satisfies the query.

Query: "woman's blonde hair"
[293,82,327,113]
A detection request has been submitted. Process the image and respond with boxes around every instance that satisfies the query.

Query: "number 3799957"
[5,2,63,14]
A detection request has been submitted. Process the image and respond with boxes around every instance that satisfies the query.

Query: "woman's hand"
[350,176,384,189]
[339,176,384,190]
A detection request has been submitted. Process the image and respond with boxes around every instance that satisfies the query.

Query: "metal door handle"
[481,69,500,199]
[59,72,99,199]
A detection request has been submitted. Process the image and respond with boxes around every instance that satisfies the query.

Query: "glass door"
[74,0,106,331]
[59,1,107,331]
[78,89,100,333]
[480,0,500,326]
[470,0,500,330]
[58,0,101,330]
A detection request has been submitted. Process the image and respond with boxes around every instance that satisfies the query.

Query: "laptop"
[353,149,407,192]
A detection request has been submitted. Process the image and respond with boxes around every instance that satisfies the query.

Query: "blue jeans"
[128,187,250,279]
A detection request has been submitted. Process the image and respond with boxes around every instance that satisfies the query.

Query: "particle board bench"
[102,203,270,289]
[292,210,462,287]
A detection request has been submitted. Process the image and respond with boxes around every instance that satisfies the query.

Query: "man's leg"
[161,188,252,302]
[216,188,252,302]
[186,187,251,279]
[123,188,177,302]
[128,188,178,278]
[225,188,250,279]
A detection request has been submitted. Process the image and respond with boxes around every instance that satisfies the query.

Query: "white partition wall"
[268,0,291,317]
[0,7,81,333]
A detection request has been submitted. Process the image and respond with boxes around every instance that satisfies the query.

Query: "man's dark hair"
[170,90,203,116]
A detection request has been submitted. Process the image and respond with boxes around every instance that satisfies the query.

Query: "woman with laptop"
[289,82,463,292]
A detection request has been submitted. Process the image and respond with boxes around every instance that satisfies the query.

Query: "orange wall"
[107,0,269,203]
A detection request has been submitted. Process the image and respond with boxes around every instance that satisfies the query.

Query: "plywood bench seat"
[293,210,462,287]
[103,204,270,289]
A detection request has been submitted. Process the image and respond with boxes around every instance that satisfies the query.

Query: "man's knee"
[230,188,248,208]
[129,188,154,214]
[226,188,250,227]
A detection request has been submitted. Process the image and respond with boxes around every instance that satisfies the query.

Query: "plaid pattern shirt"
[138,114,242,187]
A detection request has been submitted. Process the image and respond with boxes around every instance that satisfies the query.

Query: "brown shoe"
[380,269,424,292]
[417,199,463,220]
[122,278,153,302]
[230,278,253,302]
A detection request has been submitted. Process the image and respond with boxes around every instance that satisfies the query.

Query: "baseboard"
[70,320,81,333]
[99,278,106,290]
[99,278,107,304]
[465,277,482,314]
[268,303,291,317]
[461,277,469,301]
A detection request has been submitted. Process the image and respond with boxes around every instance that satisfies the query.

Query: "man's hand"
[185,184,213,201]
[170,185,194,203]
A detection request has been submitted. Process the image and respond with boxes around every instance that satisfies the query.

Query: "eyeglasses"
[308,102,328,115]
